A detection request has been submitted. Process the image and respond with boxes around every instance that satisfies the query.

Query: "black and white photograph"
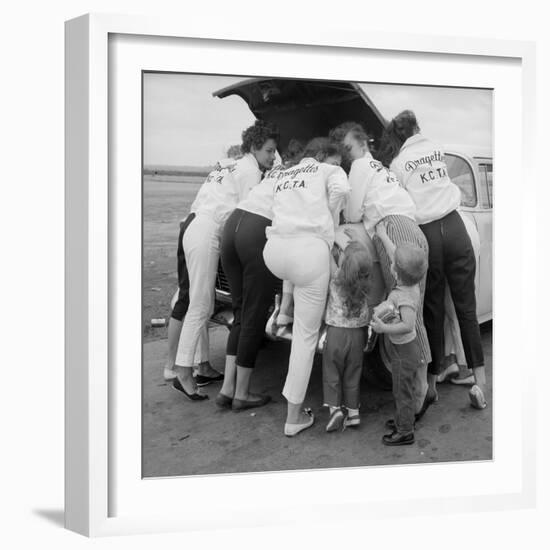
[141,73,493,478]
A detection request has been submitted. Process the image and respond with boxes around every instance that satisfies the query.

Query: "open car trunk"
[213,78,387,153]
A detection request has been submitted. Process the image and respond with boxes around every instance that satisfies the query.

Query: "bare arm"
[370,305,416,335]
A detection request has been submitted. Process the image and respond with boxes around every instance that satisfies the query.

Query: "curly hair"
[333,241,372,318]
[301,137,343,162]
[377,110,419,167]
[241,120,280,153]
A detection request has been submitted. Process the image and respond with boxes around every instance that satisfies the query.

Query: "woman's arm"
[370,305,415,335]
[343,159,369,223]
[375,221,396,262]
[326,166,350,213]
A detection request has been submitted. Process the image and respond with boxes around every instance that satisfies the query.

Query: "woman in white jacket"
[263,138,350,436]
[172,121,279,400]
[378,110,487,409]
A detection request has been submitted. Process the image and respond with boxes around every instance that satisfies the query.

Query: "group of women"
[164,111,488,437]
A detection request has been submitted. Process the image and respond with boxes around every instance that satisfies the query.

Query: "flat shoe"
[343,414,360,428]
[469,384,487,409]
[172,377,209,401]
[215,393,233,409]
[451,374,475,386]
[382,431,414,446]
[232,394,271,412]
[195,372,224,387]
[163,367,177,381]
[436,362,459,383]
[284,408,315,437]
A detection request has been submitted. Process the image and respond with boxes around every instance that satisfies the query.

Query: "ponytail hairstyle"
[377,110,420,167]
[333,241,372,318]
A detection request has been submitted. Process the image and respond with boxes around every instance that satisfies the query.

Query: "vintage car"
[208,78,493,385]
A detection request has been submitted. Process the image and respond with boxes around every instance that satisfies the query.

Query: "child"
[322,240,372,432]
[370,221,428,445]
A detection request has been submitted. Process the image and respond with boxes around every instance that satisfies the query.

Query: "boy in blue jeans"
[370,222,428,446]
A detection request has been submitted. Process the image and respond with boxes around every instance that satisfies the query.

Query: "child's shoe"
[326,408,345,432]
[343,414,360,428]
[382,431,415,446]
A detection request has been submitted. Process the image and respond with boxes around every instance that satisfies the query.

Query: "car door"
[473,160,493,322]
[445,152,492,322]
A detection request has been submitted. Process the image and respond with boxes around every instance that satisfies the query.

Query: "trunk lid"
[213,78,387,152]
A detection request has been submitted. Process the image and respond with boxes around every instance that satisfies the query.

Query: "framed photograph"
[65,13,536,536]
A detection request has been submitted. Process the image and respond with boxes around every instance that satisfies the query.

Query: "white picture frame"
[65,13,537,537]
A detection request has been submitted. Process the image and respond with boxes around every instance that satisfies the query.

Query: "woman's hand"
[375,220,388,238]
[342,228,361,249]
[343,227,355,241]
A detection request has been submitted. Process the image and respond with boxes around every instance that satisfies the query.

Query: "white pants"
[175,214,220,367]
[263,236,330,404]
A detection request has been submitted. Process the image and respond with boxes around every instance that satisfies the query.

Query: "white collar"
[401,133,426,150]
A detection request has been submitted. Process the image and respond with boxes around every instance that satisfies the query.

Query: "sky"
[143,73,492,167]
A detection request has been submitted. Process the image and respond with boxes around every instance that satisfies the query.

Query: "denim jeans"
[387,337,422,434]
[322,326,365,409]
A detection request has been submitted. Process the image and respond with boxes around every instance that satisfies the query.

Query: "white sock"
[329,406,340,415]
[347,408,359,417]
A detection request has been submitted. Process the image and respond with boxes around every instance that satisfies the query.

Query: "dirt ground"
[142,323,492,478]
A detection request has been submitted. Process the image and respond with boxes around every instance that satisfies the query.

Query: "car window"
[445,154,477,207]
[477,163,493,208]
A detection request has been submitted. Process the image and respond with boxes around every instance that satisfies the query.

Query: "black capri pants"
[170,212,196,321]
[419,209,484,375]
[221,208,279,368]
